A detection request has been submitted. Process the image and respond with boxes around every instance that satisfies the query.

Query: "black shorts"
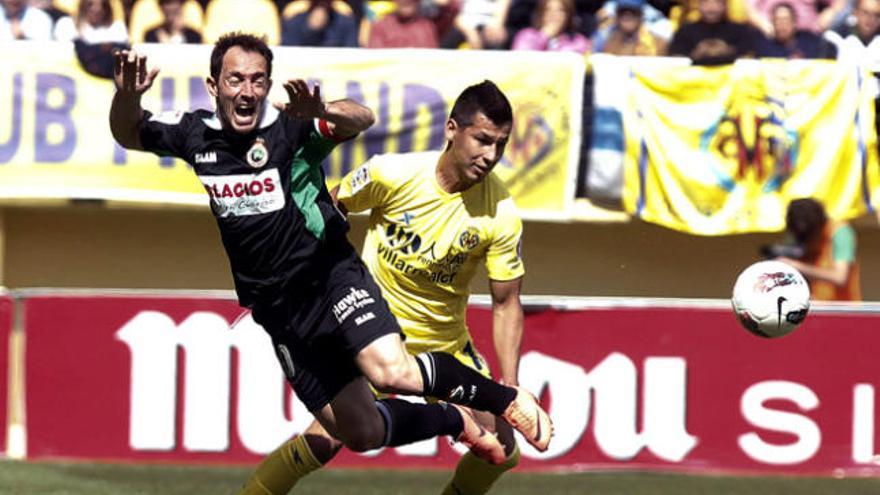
[252,250,403,412]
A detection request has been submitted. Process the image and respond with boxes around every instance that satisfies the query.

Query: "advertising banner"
[20,292,880,475]
[0,42,583,219]
[0,291,11,456]
[622,60,880,235]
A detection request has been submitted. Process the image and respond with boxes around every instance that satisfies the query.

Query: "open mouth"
[234,104,257,120]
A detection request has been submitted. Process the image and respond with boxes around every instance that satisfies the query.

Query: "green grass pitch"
[2,460,880,494]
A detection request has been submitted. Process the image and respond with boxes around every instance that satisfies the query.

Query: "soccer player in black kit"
[109,33,551,493]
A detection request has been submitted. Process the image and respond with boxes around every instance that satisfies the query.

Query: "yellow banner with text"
[0,42,583,219]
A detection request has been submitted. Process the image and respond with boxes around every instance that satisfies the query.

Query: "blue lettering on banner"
[399,83,445,154]
[115,76,210,166]
[326,81,446,179]
[338,79,363,177]
[35,73,76,163]
[189,75,211,111]
[0,73,23,164]
[363,82,390,162]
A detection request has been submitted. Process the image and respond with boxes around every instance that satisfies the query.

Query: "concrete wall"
[3,205,878,300]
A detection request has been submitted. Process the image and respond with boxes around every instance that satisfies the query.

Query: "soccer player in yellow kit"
[240,80,532,494]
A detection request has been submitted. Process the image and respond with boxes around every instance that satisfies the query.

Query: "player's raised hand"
[113,49,159,95]
[274,79,326,119]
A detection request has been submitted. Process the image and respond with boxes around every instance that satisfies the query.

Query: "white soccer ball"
[731,260,811,338]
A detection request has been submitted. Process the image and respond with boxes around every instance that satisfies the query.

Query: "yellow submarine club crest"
[701,85,799,195]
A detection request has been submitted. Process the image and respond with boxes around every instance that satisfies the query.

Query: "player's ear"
[205,76,218,98]
[445,118,457,142]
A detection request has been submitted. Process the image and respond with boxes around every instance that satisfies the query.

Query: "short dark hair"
[772,1,797,19]
[78,0,114,27]
[450,80,513,128]
[786,198,827,243]
[210,32,273,81]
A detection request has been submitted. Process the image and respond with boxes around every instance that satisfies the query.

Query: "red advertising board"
[0,291,12,456]
[21,293,880,475]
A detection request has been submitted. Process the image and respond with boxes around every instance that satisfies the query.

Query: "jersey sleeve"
[138,110,191,158]
[335,155,392,213]
[832,223,856,263]
[485,197,525,281]
[292,118,339,168]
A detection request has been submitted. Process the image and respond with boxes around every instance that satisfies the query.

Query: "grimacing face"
[446,112,511,184]
[207,46,272,134]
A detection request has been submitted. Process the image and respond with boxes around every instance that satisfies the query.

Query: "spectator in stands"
[440,0,510,48]
[756,2,837,57]
[669,0,758,64]
[511,0,590,52]
[506,0,598,41]
[281,0,359,47]
[366,0,439,47]
[592,0,667,54]
[0,0,53,40]
[54,0,128,43]
[595,0,674,40]
[824,0,880,69]
[773,198,861,301]
[143,0,201,43]
[746,0,846,36]
[30,0,68,24]
[421,0,461,40]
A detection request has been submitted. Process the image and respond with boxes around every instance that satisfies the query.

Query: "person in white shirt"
[825,0,880,70]
[0,0,53,40]
[54,0,128,44]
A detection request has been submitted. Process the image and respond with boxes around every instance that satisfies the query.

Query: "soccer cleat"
[501,386,553,452]
[450,404,506,465]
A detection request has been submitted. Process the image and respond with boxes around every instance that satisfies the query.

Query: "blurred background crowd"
[0,0,876,64]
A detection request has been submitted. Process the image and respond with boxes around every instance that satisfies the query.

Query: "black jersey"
[139,106,352,308]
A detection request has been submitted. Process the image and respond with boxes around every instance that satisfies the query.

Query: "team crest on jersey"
[459,228,480,250]
[247,137,269,168]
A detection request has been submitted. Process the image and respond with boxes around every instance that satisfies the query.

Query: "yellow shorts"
[406,338,492,379]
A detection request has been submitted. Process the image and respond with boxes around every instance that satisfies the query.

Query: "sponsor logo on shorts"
[199,168,284,218]
[354,312,375,326]
[332,287,376,323]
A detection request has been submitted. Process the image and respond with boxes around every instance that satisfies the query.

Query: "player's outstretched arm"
[273,79,375,139]
[109,49,160,151]
[490,277,525,386]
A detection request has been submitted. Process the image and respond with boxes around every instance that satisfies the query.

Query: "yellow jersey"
[336,151,525,352]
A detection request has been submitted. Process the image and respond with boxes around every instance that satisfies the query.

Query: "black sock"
[415,351,517,416]
[375,398,463,447]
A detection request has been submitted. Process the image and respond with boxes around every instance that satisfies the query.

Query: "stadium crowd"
[0,0,877,63]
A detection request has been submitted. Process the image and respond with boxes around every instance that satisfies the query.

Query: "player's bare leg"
[356,333,553,452]
[237,376,505,494]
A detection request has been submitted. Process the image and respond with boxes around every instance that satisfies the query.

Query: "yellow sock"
[237,436,324,495]
[442,445,520,495]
